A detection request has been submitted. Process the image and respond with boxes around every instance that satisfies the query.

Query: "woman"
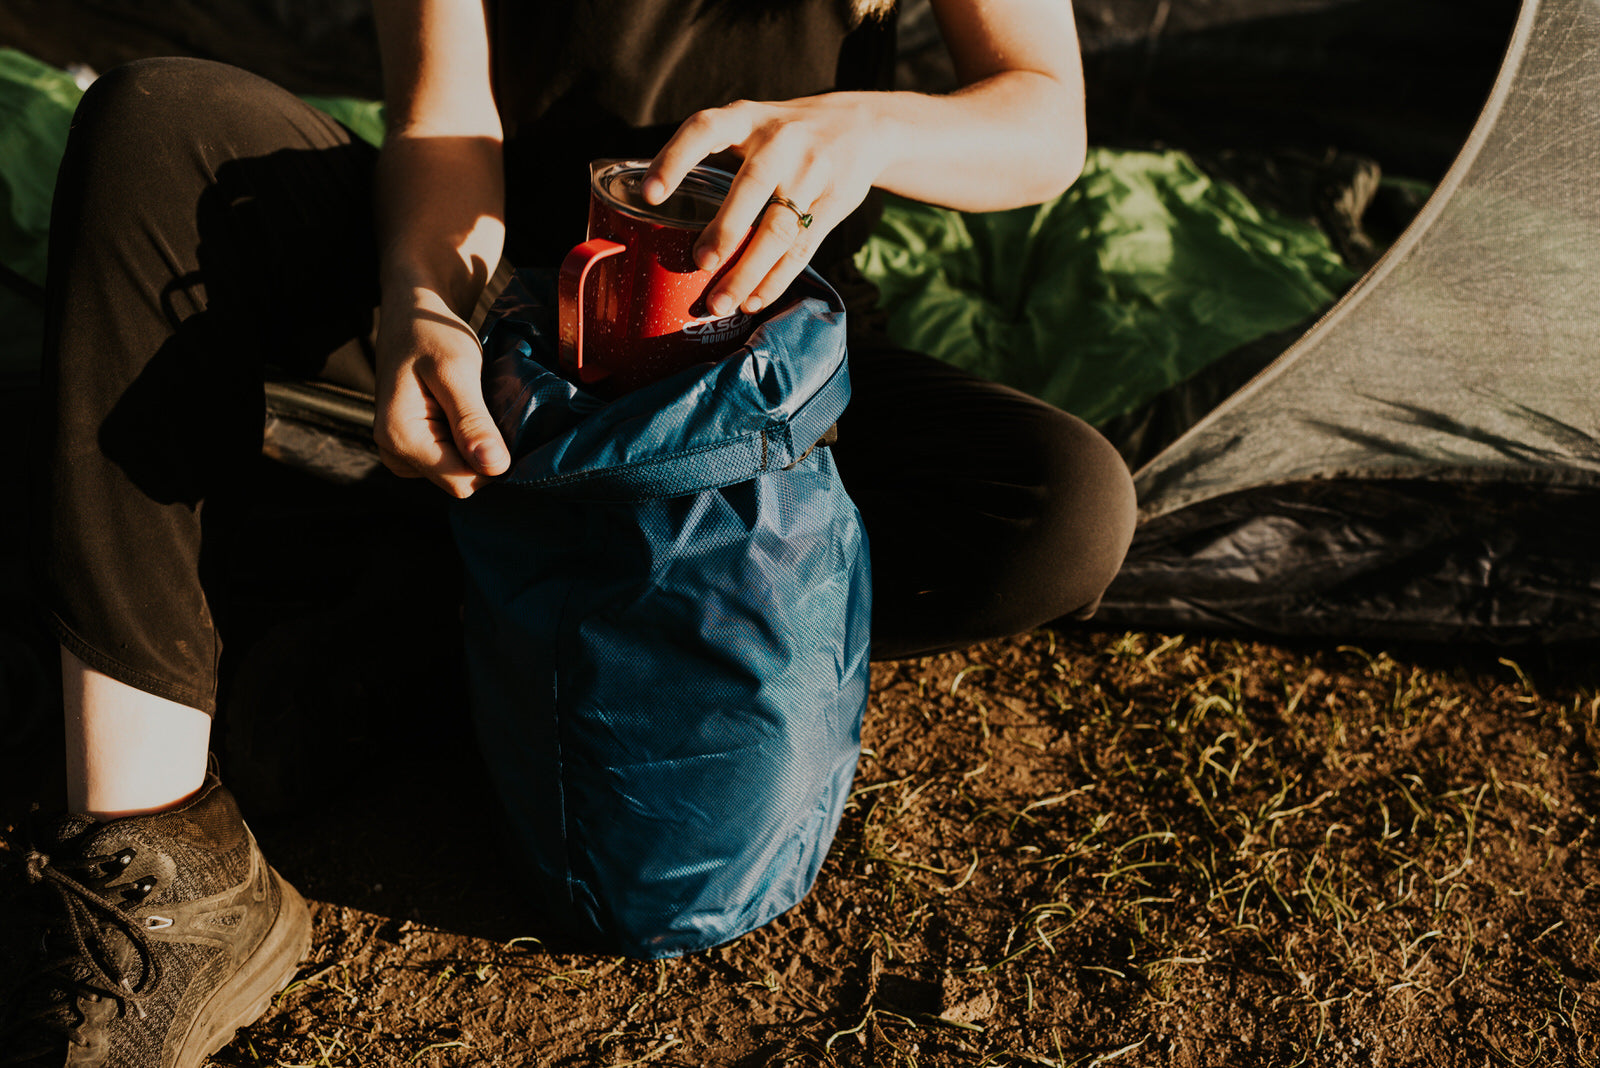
[8,1,1134,1064]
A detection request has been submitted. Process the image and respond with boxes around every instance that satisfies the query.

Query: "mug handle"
[558,238,626,381]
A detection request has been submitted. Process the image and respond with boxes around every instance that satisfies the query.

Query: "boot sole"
[173,866,314,1068]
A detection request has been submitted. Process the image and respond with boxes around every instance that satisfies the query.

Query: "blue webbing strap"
[507,350,853,502]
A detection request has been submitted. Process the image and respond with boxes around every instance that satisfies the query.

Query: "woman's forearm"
[374,133,505,319]
[872,0,1087,212]
[372,0,504,318]
[857,72,1087,213]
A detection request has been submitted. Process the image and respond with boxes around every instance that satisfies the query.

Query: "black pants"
[39,58,1137,715]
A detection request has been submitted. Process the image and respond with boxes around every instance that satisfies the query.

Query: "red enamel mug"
[558,159,757,395]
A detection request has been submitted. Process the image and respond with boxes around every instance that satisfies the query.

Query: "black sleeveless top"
[488,0,898,269]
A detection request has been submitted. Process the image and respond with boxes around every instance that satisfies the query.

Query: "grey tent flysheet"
[1095,0,1600,643]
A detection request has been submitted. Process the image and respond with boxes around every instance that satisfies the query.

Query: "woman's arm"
[877,0,1086,209]
[372,0,509,498]
[643,0,1085,318]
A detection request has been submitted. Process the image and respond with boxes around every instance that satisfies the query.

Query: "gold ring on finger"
[766,194,814,229]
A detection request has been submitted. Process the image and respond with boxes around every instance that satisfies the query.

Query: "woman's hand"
[642,93,893,317]
[374,289,509,498]
[642,0,1086,317]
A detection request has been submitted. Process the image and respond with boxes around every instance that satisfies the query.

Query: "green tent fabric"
[852,149,1355,427]
[0,48,80,379]
[0,49,384,381]
[0,50,79,289]
[298,94,386,150]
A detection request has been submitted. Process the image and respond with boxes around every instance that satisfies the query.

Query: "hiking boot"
[1,777,311,1067]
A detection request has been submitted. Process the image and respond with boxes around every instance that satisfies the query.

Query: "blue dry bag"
[451,268,871,959]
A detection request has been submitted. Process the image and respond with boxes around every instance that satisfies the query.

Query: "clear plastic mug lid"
[591,159,734,228]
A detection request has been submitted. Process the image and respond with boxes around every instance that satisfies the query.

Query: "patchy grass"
[4,629,1598,1066]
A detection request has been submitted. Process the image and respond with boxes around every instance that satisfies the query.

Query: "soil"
[223,631,1594,1068]
[11,618,1596,1066]
[4,2,1594,1065]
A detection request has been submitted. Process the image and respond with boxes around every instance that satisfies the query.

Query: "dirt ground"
[6,601,1597,1067]
[11,621,1596,1066]
[221,630,1600,1068]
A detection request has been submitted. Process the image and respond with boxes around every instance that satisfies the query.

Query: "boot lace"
[0,846,165,1062]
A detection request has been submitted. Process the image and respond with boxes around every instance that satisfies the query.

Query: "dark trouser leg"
[831,293,1138,660]
[38,58,382,713]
